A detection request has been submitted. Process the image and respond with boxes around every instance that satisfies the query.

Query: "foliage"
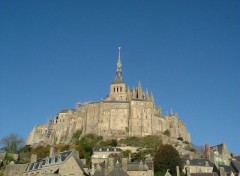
[183,141,189,144]
[76,134,103,164]
[141,135,162,149]
[119,136,141,146]
[4,153,14,162]
[119,135,162,149]
[185,144,196,153]
[99,139,118,147]
[123,150,131,157]
[154,144,182,176]
[154,170,166,176]
[131,149,155,162]
[31,145,50,159]
[71,130,82,142]
[55,144,70,152]
[163,130,171,137]
[17,145,32,164]
[177,137,183,141]
[0,134,24,153]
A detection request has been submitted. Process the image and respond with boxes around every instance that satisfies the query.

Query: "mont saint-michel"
[26,48,191,145]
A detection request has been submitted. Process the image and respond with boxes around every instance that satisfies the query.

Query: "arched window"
[114,87,115,92]
[120,87,122,92]
[117,87,118,92]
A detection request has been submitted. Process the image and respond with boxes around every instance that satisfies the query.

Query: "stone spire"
[112,47,125,84]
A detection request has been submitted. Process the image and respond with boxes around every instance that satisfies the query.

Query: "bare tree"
[0,134,24,153]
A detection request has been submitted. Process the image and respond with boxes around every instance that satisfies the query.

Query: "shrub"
[177,137,183,141]
[163,130,171,137]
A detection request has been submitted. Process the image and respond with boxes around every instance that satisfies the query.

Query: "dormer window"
[58,155,62,163]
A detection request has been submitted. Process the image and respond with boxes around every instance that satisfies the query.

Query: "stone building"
[205,143,232,165]
[26,48,191,146]
[183,158,214,174]
[90,147,154,176]
[5,149,89,176]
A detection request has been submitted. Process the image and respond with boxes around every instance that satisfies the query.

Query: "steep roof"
[231,160,240,172]
[183,158,214,167]
[107,162,129,176]
[25,149,88,176]
[191,173,218,176]
[218,165,233,174]
[26,150,73,172]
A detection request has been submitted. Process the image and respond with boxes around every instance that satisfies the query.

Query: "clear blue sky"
[0,1,239,154]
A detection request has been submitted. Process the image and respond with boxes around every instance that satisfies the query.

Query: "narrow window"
[120,87,122,92]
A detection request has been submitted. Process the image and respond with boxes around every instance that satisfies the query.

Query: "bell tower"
[109,47,127,100]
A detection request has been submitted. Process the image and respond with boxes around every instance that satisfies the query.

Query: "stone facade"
[183,158,214,174]
[26,49,191,146]
[5,149,89,176]
[205,143,232,165]
[91,147,154,176]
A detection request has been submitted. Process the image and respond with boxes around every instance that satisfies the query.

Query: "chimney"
[108,157,114,172]
[176,166,180,176]
[185,166,191,176]
[205,144,211,158]
[30,154,37,163]
[49,147,60,157]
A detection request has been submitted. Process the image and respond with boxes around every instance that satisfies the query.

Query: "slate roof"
[218,165,233,174]
[26,150,73,172]
[93,170,104,176]
[127,161,153,171]
[107,162,129,176]
[184,158,214,167]
[93,147,122,152]
[231,160,240,172]
[191,172,218,176]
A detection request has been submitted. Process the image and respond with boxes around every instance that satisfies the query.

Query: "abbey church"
[26,49,191,145]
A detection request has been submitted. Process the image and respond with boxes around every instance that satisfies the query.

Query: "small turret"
[138,81,143,99]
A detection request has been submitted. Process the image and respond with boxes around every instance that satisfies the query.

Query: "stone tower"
[109,47,127,101]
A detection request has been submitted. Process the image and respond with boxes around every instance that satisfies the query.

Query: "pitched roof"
[26,150,73,172]
[184,158,214,167]
[127,161,153,171]
[191,172,218,176]
[218,165,233,174]
[231,160,240,172]
[107,162,129,176]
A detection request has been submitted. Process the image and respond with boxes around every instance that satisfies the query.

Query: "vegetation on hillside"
[0,132,198,176]
[154,144,182,176]
[119,135,162,149]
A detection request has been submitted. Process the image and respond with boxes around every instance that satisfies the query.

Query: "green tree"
[154,144,182,176]
[17,145,32,164]
[163,130,171,137]
[0,134,24,153]
[31,145,50,159]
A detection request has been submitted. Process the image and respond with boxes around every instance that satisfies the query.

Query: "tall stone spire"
[112,47,125,84]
